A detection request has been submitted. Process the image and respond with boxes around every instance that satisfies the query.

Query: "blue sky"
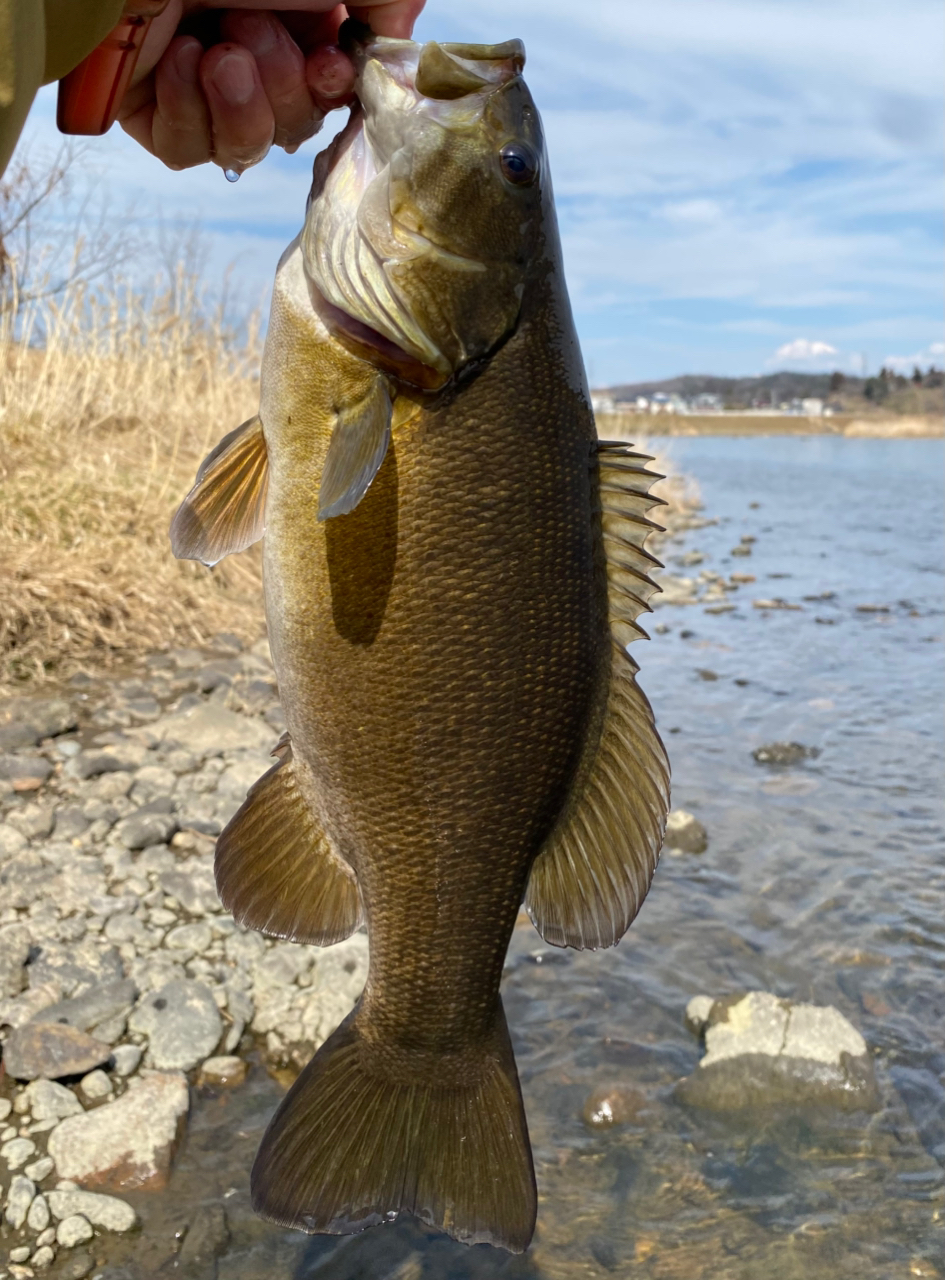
[17,0,944,385]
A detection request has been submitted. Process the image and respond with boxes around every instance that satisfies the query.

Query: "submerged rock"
[663,809,708,854]
[677,990,878,1112]
[752,742,821,766]
[46,1188,137,1232]
[582,1083,646,1129]
[179,1203,230,1267]
[48,1071,189,1191]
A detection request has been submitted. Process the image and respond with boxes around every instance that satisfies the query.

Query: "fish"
[170,24,670,1255]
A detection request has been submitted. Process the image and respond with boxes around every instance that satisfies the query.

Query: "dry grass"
[0,270,266,691]
[0,267,701,693]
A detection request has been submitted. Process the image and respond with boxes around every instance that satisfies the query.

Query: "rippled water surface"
[103,437,944,1280]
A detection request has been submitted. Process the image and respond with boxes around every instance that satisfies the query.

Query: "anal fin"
[171,414,268,567]
[215,735,362,945]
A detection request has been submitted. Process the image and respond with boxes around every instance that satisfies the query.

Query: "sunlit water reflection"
[102,438,944,1280]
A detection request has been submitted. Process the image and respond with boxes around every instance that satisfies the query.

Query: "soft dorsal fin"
[215,734,362,946]
[170,415,269,567]
[524,442,670,950]
[318,378,392,520]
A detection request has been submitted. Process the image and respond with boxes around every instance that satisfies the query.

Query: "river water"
[102,437,944,1280]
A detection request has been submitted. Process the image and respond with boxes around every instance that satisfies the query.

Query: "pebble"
[4,1174,36,1228]
[10,1247,32,1263]
[32,979,138,1038]
[197,1056,248,1088]
[79,1070,113,1101]
[24,1157,55,1184]
[46,1189,136,1232]
[0,922,31,997]
[30,1245,55,1270]
[0,696,76,750]
[582,1083,646,1128]
[2,1022,112,1081]
[21,1080,84,1123]
[26,1194,50,1232]
[59,1250,94,1278]
[0,754,53,791]
[110,1044,143,1077]
[1,1137,38,1169]
[56,1215,94,1247]
[48,1072,189,1191]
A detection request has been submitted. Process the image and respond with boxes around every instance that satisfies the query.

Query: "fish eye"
[499,142,538,187]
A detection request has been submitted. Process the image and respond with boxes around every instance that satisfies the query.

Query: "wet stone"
[179,1203,230,1266]
[2,1022,112,1080]
[4,1174,35,1228]
[197,1056,247,1088]
[752,741,821,766]
[59,1251,95,1279]
[663,809,708,854]
[57,1214,94,1247]
[582,1083,647,1129]
[21,1080,84,1122]
[676,990,879,1113]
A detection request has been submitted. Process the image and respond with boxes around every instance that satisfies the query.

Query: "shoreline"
[595,412,943,438]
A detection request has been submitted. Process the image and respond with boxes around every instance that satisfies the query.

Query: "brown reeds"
[0,225,698,692]
[0,266,266,690]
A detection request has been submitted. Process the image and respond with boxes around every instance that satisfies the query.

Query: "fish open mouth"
[302,29,526,388]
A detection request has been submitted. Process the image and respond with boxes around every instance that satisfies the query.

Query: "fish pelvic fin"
[170,414,269,567]
[215,734,362,945]
[251,999,537,1253]
[317,378,392,520]
[524,441,671,951]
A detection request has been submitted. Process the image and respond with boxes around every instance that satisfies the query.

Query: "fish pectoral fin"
[251,998,536,1253]
[170,414,269,567]
[525,650,670,951]
[214,735,362,946]
[317,378,392,520]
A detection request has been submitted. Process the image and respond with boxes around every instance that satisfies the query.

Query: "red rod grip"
[57,5,166,136]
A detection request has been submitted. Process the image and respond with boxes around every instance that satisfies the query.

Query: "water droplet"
[224,168,240,183]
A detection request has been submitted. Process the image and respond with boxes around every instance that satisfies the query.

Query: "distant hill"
[605,371,860,404]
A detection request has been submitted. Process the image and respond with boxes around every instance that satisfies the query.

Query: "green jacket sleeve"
[0,0,124,177]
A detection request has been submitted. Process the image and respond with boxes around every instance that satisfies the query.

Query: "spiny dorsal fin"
[597,440,666,649]
[525,646,670,949]
[318,379,392,520]
[215,735,362,946]
[170,415,268,567]
[524,441,670,950]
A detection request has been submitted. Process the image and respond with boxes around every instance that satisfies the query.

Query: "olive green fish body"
[171,30,669,1253]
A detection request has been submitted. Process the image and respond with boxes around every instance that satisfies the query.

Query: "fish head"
[302,31,547,389]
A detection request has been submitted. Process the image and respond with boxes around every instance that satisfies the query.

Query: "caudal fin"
[251,1001,536,1253]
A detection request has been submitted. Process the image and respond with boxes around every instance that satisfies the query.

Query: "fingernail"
[212,51,256,106]
[238,13,279,58]
[173,39,202,84]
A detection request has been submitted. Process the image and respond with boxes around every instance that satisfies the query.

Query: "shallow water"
[98,437,944,1280]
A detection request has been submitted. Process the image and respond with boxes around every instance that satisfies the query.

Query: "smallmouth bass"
[171,26,669,1254]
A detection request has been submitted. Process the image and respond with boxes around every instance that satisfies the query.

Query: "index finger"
[347,0,426,39]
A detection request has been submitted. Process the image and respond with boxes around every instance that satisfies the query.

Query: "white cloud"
[771,339,839,364]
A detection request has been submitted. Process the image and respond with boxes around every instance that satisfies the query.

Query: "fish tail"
[250,999,536,1253]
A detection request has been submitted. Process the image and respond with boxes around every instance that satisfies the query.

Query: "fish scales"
[265,256,606,1056]
[171,25,668,1254]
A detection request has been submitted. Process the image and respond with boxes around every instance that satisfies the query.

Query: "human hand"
[117,1,424,174]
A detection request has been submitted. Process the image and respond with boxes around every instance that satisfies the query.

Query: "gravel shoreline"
[0,636,367,1278]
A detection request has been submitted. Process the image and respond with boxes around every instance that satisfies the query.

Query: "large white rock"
[47,1071,189,1191]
